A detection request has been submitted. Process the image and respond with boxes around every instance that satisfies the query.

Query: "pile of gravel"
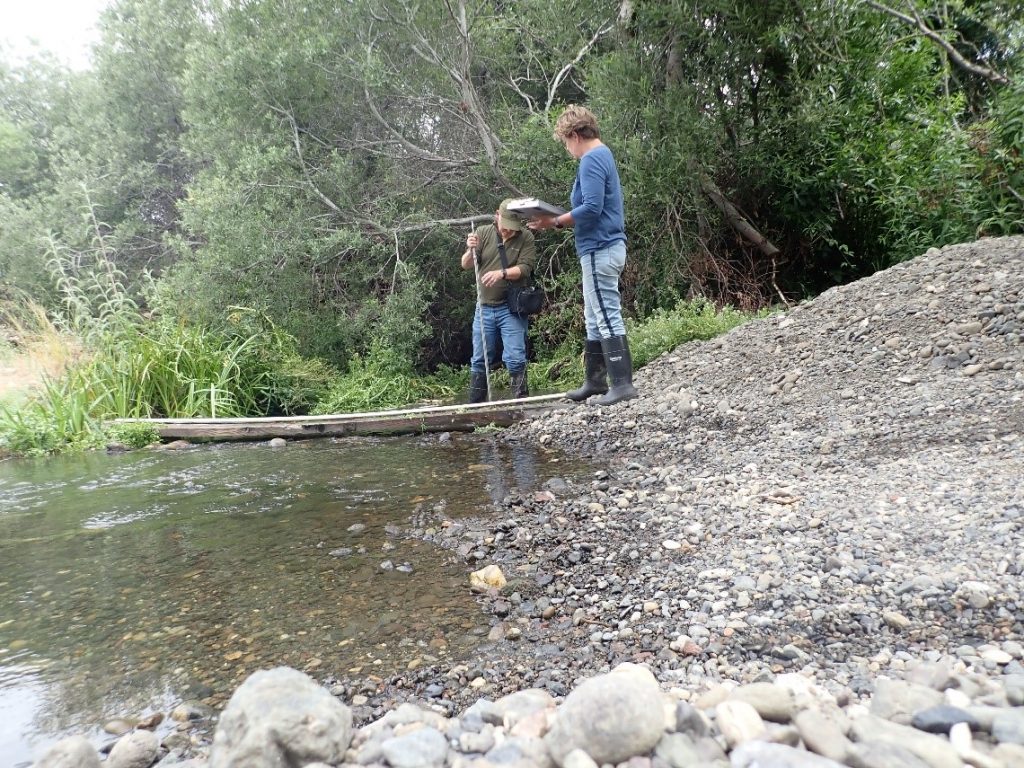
[34,236,1024,766]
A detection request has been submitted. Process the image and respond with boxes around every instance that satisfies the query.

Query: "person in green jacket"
[461,200,537,401]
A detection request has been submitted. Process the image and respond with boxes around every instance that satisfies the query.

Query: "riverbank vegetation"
[1,0,1022,454]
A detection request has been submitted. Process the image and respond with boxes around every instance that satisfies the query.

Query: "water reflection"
[0,435,582,765]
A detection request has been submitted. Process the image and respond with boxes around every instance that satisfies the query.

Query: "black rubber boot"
[510,369,529,399]
[594,336,638,406]
[566,339,608,401]
[468,371,488,403]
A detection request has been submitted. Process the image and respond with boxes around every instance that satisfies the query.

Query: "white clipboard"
[506,197,566,218]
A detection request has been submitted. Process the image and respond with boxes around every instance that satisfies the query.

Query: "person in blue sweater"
[529,105,638,405]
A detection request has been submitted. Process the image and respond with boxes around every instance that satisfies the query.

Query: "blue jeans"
[470,303,528,374]
[581,240,627,340]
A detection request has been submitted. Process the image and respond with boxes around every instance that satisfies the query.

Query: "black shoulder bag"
[498,241,544,317]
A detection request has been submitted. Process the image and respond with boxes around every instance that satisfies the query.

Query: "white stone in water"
[470,564,507,591]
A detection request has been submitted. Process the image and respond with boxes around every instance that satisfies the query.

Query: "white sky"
[1,0,112,69]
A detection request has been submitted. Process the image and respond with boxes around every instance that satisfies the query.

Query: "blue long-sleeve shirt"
[570,144,626,256]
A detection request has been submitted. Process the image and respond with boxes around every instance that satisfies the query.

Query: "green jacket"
[473,224,536,306]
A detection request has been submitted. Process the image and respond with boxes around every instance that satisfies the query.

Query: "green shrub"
[627,299,752,368]
[105,421,160,449]
[541,299,755,391]
[313,341,456,414]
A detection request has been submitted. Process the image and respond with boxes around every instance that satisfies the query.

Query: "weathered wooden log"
[112,392,568,441]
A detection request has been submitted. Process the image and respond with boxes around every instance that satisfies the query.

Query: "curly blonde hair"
[553,105,601,142]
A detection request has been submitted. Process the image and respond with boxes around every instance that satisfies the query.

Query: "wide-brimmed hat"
[498,199,524,231]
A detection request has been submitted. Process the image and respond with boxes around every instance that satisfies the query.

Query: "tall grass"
[313,300,755,412]
[0,205,334,455]
[539,298,755,392]
[313,341,456,414]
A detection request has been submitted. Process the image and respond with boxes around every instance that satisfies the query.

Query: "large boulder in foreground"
[544,663,666,766]
[33,736,101,768]
[210,666,353,768]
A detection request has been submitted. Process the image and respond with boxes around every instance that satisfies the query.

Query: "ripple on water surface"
[0,435,581,765]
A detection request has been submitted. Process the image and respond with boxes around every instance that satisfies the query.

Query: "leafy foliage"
[1,0,1022,436]
[0,233,335,454]
[313,342,456,414]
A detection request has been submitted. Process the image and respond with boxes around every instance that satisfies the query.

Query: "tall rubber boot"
[468,371,488,403]
[566,339,608,401]
[595,336,638,406]
[510,369,529,399]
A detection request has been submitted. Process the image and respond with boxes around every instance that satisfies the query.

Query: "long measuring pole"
[470,225,493,401]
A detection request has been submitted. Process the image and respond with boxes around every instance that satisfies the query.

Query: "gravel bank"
[405,236,1024,704]
[36,237,1024,766]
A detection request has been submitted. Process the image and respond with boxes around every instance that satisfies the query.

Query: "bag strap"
[497,240,532,285]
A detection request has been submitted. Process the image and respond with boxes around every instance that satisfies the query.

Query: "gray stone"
[459,730,496,754]
[965,706,1004,732]
[562,749,598,768]
[210,666,353,768]
[674,701,709,738]
[170,701,213,722]
[991,743,1024,768]
[729,741,846,767]
[463,698,503,726]
[847,741,932,768]
[911,706,979,734]
[380,727,449,768]
[993,709,1024,745]
[730,682,797,723]
[695,735,729,763]
[485,735,553,768]
[793,709,851,763]
[1005,675,1024,706]
[716,700,767,748]
[850,715,963,768]
[870,679,944,724]
[492,688,555,729]
[544,663,665,766]
[107,730,160,768]
[654,733,700,768]
[33,736,102,768]
[905,663,952,691]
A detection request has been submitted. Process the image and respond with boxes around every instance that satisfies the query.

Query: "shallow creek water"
[0,435,581,765]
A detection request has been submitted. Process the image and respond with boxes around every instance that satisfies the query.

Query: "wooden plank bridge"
[113,392,568,441]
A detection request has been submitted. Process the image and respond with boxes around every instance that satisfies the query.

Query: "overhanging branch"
[699,175,780,257]
[864,0,1011,86]
[268,103,344,215]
